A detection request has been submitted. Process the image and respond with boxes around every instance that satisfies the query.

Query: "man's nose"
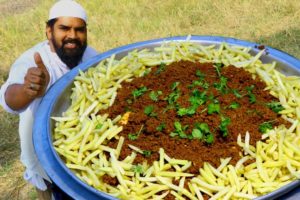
[67,29,77,39]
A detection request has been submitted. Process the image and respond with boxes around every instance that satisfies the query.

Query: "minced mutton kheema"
[100,60,289,189]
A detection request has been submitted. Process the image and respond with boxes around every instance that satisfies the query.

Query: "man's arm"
[5,84,35,110]
[4,53,50,111]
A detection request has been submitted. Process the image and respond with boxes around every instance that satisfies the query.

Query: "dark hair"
[46,18,58,28]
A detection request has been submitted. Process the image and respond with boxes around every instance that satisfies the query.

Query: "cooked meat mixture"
[100,60,288,178]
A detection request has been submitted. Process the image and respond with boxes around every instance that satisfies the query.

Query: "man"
[0,0,98,199]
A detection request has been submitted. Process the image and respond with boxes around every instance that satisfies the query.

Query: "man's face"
[46,17,87,69]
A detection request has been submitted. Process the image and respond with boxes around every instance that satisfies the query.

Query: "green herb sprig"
[207,103,220,114]
[128,125,144,140]
[95,123,103,129]
[144,105,157,117]
[132,86,148,99]
[213,76,228,94]
[228,102,240,109]
[267,101,284,113]
[171,82,180,90]
[246,85,256,104]
[194,122,214,144]
[155,63,166,75]
[259,121,273,134]
[142,150,152,157]
[149,90,163,102]
[170,121,188,139]
[219,117,231,137]
[156,123,166,131]
[232,89,242,98]
[164,88,181,112]
[132,164,143,174]
[177,90,207,116]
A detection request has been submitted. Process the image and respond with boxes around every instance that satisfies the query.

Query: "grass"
[1,0,300,199]
[1,0,300,70]
[0,109,19,165]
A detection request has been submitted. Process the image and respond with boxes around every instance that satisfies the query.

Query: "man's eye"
[76,28,86,32]
[60,27,69,31]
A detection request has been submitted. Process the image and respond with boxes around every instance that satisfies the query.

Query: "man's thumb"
[34,52,50,86]
[34,52,46,70]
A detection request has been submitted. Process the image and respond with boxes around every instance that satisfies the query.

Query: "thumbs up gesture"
[24,52,50,98]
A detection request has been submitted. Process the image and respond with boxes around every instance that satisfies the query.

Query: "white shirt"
[0,41,98,190]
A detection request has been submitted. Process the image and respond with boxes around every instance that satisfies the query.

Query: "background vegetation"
[1,0,300,199]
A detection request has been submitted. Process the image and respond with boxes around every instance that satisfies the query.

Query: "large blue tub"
[34,36,300,200]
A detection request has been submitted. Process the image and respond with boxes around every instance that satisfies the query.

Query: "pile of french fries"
[52,37,300,199]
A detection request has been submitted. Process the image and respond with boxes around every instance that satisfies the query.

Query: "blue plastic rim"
[33,35,300,200]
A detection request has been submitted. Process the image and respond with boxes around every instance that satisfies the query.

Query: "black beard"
[52,38,87,69]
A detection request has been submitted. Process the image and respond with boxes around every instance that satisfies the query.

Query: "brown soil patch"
[0,0,39,18]
[0,160,35,200]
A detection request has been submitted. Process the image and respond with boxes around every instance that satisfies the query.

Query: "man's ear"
[46,26,52,40]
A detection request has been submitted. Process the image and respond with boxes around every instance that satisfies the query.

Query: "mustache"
[62,39,81,47]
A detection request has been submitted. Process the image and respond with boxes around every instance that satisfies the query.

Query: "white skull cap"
[48,0,87,22]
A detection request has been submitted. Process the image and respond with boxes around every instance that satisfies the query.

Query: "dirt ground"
[0,160,36,200]
[0,0,38,18]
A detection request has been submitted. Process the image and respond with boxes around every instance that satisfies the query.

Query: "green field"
[1,0,300,199]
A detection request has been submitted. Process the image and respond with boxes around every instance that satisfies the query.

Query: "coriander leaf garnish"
[144,105,157,117]
[189,80,209,89]
[213,76,228,94]
[128,133,139,140]
[266,101,284,113]
[170,132,178,137]
[259,122,273,134]
[219,117,231,137]
[156,123,166,131]
[155,63,166,75]
[177,107,196,116]
[194,123,210,134]
[205,133,214,144]
[96,123,103,129]
[171,82,180,90]
[128,125,144,140]
[189,80,201,88]
[149,90,162,102]
[245,85,255,93]
[143,69,151,76]
[228,102,240,109]
[232,89,242,98]
[192,129,203,139]
[196,69,205,80]
[132,86,148,99]
[177,90,207,116]
[166,89,180,105]
[144,105,154,115]
[189,90,207,106]
[142,150,152,157]
[207,103,220,114]
[248,93,256,104]
[132,164,143,174]
[245,85,256,104]
[170,121,188,139]
[193,122,213,143]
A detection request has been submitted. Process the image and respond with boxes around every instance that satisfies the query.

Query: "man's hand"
[23,53,50,98]
[4,52,50,111]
